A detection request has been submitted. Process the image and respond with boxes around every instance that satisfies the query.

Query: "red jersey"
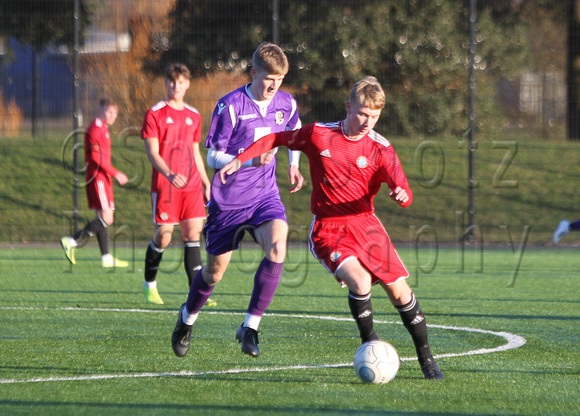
[85,117,118,186]
[235,121,412,218]
[142,101,202,193]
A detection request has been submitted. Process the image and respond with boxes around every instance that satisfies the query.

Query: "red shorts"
[309,214,409,286]
[86,178,115,211]
[152,188,206,225]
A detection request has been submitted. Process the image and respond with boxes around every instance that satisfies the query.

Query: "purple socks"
[248,258,283,316]
[185,269,215,315]
[184,258,282,317]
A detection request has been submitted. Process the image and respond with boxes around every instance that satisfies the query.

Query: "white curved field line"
[0,307,526,384]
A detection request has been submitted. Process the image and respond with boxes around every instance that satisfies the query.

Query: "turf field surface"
[0,245,578,415]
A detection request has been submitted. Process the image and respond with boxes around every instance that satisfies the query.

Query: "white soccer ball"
[354,340,400,384]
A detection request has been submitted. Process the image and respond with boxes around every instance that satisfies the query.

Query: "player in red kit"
[60,98,129,268]
[141,63,211,304]
[220,76,443,379]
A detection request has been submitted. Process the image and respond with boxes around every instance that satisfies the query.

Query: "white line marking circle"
[0,307,526,384]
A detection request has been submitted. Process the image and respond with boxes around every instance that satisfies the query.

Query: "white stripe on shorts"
[97,180,110,210]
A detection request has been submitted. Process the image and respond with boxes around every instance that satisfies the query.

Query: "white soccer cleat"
[553,220,571,245]
[102,256,129,268]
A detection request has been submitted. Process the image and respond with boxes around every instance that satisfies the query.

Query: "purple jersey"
[206,84,300,210]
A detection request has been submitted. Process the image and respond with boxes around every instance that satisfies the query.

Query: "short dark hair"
[99,98,117,108]
[165,63,192,82]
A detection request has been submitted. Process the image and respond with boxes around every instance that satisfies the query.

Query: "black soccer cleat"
[171,303,193,357]
[235,324,260,357]
[420,356,444,380]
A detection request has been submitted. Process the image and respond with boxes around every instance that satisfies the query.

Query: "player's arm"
[287,116,304,193]
[87,130,128,185]
[383,147,413,207]
[143,137,187,189]
[219,130,297,183]
[288,150,303,193]
[207,147,266,169]
[193,142,211,202]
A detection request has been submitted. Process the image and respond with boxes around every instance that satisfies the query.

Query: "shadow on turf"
[0,401,487,415]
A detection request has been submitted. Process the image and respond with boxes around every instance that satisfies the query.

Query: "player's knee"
[384,280,413,305]
[100,213,114,226]
[157,233,173,249]
[265,240,286,263]
[202,265,224,285]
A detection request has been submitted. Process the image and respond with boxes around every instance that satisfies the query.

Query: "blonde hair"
[348,76,386,110]
[252,42,289,75]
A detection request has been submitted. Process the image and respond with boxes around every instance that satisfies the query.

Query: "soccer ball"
[354,340,400,384]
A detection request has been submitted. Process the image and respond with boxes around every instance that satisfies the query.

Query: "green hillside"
[1,130,579,245]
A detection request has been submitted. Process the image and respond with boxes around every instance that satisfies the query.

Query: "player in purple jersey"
[171,42,304,358]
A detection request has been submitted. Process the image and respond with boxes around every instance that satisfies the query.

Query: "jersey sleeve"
[286,97,301,131]
[141,109,159,140]
[378,146,413,207]
[234,124,314,165]
[86,124,118,177]
[205,100,235,151]
[193,112,202,144]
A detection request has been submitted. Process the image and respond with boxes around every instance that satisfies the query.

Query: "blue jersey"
[206,84,300,210]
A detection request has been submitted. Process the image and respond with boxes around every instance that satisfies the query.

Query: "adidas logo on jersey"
[166,117,174,124]
[320,149,331,158]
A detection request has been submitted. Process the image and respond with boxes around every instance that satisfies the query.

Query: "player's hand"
[260,151,275,166]
[168,173,188,189]
[219,159,241,184]
[115,172,128,185]
[203,181,211,202]
[288,165,304,193]
[252,151,275,167]
[389,186,408,205]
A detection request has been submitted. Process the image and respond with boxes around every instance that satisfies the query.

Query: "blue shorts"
[203,197,287,255]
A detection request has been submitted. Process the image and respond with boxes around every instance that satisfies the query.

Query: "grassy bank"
[1,131,579,245]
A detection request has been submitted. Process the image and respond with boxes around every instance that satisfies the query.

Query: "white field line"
[0,306,526,384]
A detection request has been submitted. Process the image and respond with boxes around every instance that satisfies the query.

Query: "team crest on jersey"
[330,251,342,262]
[356,156,368,168]
[186,117,193,126]
[217,102,226,114]
[275,111,285,125]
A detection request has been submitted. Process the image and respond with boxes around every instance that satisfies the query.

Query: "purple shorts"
[203,197,287,255]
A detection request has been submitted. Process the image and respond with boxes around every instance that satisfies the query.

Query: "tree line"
[1,0,571,138]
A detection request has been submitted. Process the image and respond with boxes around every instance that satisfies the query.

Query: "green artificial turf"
[0,245,578,415]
